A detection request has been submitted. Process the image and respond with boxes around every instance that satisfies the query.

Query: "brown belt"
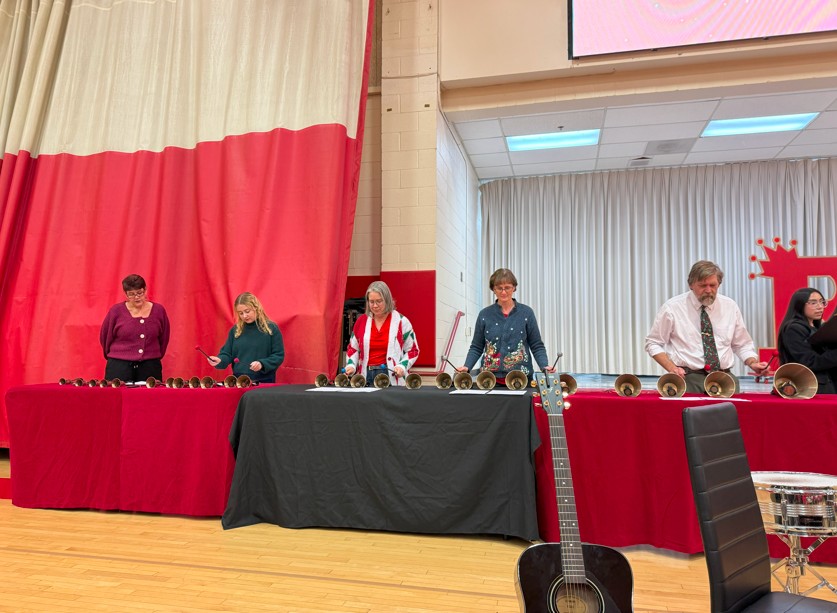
[681,368,732,376]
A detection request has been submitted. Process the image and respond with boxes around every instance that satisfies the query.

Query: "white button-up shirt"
[645,290,759,371]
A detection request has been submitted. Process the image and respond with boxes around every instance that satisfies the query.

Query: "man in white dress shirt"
[645,260,769,393]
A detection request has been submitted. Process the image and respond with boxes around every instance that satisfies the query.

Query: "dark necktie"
[700,306,721,372]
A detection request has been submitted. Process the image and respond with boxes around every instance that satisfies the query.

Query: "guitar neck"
[549,412,586,583]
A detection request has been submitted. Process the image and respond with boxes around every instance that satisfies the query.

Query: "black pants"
[105,358,162,383]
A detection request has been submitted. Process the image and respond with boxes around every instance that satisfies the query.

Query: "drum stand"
[771,534,837,596]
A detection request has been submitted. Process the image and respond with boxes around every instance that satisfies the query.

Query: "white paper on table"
[306,387,381,393]
[660,396,751,402]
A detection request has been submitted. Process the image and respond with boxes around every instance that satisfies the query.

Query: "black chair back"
[683,403,771,612]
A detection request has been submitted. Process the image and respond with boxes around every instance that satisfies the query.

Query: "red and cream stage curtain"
[0,0,374,445]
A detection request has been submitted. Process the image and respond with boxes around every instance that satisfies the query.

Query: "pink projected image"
[572,0,837,57]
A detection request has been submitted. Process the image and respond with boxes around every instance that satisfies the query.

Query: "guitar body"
[516,542,633,612]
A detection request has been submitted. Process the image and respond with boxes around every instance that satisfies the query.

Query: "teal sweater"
[215,321,284,383]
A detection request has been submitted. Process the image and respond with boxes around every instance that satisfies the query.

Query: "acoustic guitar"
[515,372,633,612]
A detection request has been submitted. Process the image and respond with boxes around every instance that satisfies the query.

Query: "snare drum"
[751,471,837,536]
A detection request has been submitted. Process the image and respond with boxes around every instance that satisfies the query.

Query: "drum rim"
[752,470,837,491]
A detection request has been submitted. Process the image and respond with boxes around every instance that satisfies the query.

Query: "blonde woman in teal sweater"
[208,292,285,383]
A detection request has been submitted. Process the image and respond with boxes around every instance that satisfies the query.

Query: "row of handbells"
[58,375,257,388]
[314,369,535,391]
[616,362,818,400]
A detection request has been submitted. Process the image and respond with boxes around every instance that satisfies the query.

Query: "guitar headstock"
[533,371,566,416]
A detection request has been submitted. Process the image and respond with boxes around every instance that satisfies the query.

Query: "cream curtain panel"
[479,159,837,376]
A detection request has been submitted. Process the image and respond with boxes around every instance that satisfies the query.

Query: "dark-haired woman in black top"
[777,287,837,394]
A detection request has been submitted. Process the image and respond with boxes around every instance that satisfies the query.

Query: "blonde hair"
[233,292,273,338]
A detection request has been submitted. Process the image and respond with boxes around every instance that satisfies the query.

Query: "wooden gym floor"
[2,451,836,612]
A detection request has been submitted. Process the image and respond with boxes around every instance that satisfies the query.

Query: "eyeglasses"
[806,299,828,307]
[125,289,146,298]
[494,285,515,294]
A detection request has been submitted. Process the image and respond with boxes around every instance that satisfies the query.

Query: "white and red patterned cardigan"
[345,311,420,386]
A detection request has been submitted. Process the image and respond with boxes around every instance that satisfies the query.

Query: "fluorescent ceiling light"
[702,113,818,137]
[507,129,600,151]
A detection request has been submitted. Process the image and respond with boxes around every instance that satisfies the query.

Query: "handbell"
[435,372,453,389]
[200,376,216,388]
[223,375,238,388]
[657,373,686,397]
[405,373,423,389]
[505,370,528,390]
[559,373,577,396]
[773,363,818,399]
[314,373,330,387]
[235,375,254,388]
[350,373,367,388]
[614,374,641,397]
[453,371,473,390]
[476,370,497,390]
[704,371,735,398]
[146,377,165,388]
[373,372,391,389]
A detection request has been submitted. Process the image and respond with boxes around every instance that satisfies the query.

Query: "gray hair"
[365,281,395,316]
[688,260,724,286]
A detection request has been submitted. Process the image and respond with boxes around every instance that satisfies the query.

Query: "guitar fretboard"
[549,409,586,583]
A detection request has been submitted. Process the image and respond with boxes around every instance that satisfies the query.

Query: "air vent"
[628,157,652,167]
[644,138,695,155]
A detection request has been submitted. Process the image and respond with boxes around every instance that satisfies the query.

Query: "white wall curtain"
[479,158,837,376]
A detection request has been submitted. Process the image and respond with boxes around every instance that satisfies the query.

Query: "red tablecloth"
[6,384,248,516]
[533,390,837,563]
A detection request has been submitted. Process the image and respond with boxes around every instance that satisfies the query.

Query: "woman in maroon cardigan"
[99,274,170,382]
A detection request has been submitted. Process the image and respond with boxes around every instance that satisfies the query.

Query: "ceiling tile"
[463,137,507,155]
[691,131,797,152]
[599,142,646,158]
[807,111,837,130]
[509,145,598,164]
[789,128,837,146]
[476,165,514,180]
[500,109,605,137]
[469,152,511,167]
[601,122,705,144]
[713,91,837,119]
[512,159,597,176]
[684,148,782,165]
[454,119,503,140]
[777,143,837,159]
[605,100,718,127]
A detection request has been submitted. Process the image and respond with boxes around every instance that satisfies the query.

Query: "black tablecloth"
[222,385,541,540]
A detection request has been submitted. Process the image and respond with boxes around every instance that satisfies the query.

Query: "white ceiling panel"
[808,111,837,129]
[477,165,515,179]
[601,122,706,144]
[713,91,837,119]
[684,148,783,165]
[788,128,837,146]
[500,109,606,137]
[513,159,597,176]
[509,145,598,164]
[777,143,837,159]
[605,100,718,127]
[469,152,511,167]
[462,137,507,155]
[599,142,646,158]
[454,119,504,140]
[691,131,797,152]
